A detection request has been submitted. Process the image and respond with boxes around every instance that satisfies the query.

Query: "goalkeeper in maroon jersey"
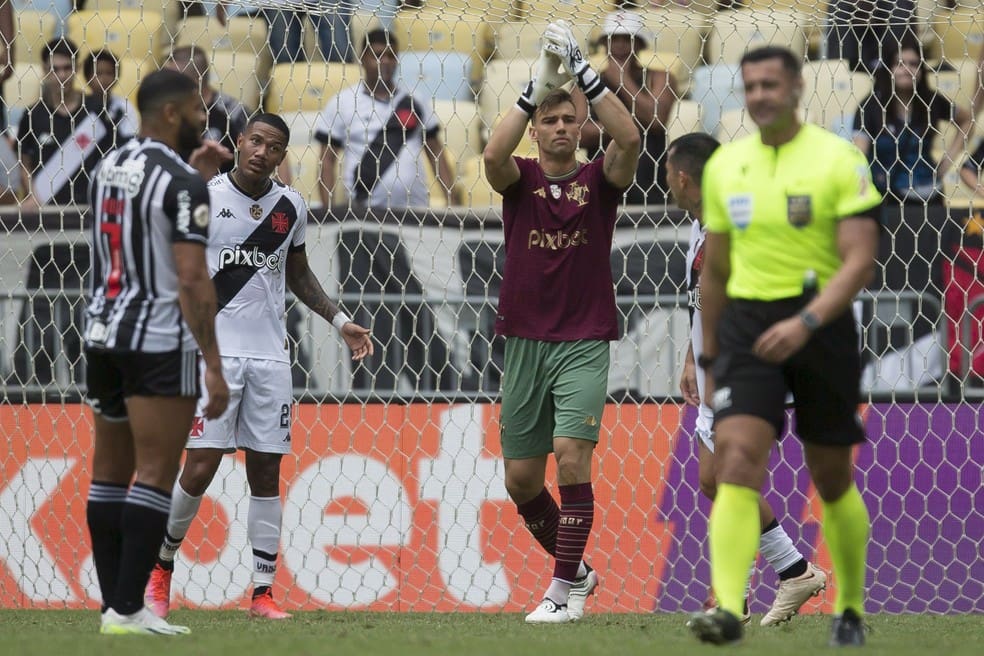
[482,20,640,624]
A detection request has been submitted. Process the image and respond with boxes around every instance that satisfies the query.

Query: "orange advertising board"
[0,402,680,611]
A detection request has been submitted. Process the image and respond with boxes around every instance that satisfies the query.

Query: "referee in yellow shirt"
[689,46,882,647]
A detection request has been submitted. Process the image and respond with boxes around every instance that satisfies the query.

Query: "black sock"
[761,518,780,534]
[86,481,129,613]
[253,585,272,599]
[112,482,171,615]
[778,558,809,581]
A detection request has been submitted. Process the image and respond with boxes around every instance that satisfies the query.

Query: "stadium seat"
[479,57,535,136]
[459,155,501,208]
[66,10,166,64]
[930,5,984,67]
[398,51,475,102]
[690,63,744,136]
[174,15,270,58]
[423,147,458,208]
[287,144,336,208]
[280,111,325,147]
[112,57,152,105]
[266,62,362,113]
[742,0,826,55]
[6,63,45,129]
[431,99,483,172]
[706,9,808,66]
[634,8,710,80]
[664,99,703,145]
[390,9,495,87]
[928,58,981,110]
[13,11,56,64]
[717,106,806,142]
[84,0,182,36]
[209,52,264,112]
[493,21,596,61]
[513,0,616,23]
[418,0,521,22]
[801,59,872,132]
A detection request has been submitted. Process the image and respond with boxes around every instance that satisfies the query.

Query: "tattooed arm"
[594,90,641,189]
[286,249,374,360]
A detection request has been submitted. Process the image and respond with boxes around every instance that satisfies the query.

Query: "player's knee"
[179,450,223,495]
[698,474,717,501]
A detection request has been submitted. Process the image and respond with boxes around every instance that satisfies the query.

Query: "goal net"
[1,0,982,614]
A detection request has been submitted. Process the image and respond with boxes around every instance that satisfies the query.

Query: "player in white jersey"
[668,133,827,627]
[145,113,374,620]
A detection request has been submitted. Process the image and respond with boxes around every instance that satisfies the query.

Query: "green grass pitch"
[1,611,982,656]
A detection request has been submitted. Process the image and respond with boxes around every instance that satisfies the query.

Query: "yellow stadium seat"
[111,57,152,105]
[930,5,984,67]
[418,0,521,22]
[706,9,808,66]
[266,62,362,113]
[717,106,806,142]
[174,16,269,57]
[716,107,756,142]
[84,0,182,36]
[423,148,458,208]
[801,60,872,132]
[66,10,166,64]
[208,51,263,113]
[14,11,56,63]
[479,58,535,135]
[459,155,501,209]
[287,144,336,209]
[431,99,484,168]
[514,0,616,23]
[390,9,495,86]
[279,110,324,147]
[493,21,596,61]
[634,9,710,80]
[742,0,826,54]
[664,99,704,144]
[928,58,981,110]
[7,63,45,114]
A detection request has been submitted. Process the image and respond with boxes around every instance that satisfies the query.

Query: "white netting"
[1,0,984,615]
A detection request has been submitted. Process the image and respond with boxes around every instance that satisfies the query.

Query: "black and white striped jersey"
[206,173,306,363]
[84,138,211,353]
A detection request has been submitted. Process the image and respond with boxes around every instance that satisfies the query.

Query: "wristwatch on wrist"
[696,353,716,369]
[799,310,821,332]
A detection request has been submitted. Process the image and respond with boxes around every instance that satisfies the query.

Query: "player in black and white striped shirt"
[84,69,232,636]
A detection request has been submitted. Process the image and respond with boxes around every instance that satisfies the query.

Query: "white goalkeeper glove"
[516,48,572,117]
[543,20,609,104]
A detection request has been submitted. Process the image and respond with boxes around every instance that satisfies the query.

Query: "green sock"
[709,483,761,616]
[821,484,870,615]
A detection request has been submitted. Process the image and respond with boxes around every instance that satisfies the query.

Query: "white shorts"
[695,402,715,453]
[187,356,294,454]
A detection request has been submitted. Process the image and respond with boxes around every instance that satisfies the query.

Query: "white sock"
[158,483,203,562]
[545,578,572,604]
[248,495,282,588]
[577,562,587,579]
[759,522,804,576]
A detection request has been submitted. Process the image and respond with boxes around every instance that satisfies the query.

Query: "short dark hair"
[740,45,802,77]
[84,49,119,81]
[362,28,398,54]
[247,113,291,144]
[136,69,199,116]
[41,38,78,66]
[533,88,575,120]
[666,132,721,183]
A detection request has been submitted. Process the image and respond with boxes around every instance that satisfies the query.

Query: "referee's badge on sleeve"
[727,194,753,229]
[786,195,813,227]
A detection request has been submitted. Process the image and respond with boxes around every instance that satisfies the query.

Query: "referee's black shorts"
[711,296,865,446]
